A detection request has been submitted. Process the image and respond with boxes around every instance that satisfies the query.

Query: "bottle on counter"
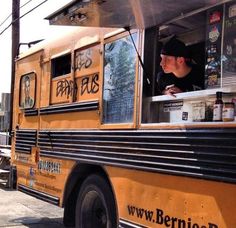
[231,98,236,121]
[223,102,235,122]
[213,91,223,121]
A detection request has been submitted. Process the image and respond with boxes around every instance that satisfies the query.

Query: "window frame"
[19,72,37,109]
[100,30,141,129]
[140,2,236,127]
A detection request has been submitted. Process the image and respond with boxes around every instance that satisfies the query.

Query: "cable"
[0,0,48,36]
[0,0,35,28]
[0,13,11,28]
[21,0,35,8]
[125,26,151,85]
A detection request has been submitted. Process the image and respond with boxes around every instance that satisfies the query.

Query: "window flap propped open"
[46,0,225,29]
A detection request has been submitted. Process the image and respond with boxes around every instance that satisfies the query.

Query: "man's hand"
[163,85,182,97]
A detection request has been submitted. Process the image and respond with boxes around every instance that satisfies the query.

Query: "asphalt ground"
[0,185,66,228]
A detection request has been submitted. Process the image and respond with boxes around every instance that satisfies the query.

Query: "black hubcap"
[81,191,107,228]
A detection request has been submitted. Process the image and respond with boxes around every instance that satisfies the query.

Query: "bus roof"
[17,26,120,60]
[46,0,227,29]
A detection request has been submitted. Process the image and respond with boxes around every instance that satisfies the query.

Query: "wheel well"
[63,163,117,227]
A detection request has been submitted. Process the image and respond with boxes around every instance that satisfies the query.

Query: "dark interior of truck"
[143,9,207,98]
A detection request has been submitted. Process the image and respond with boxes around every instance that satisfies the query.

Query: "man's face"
[25,78,30,98]
[160,54,178,74]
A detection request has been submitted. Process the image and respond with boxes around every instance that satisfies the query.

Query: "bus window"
[50,53,72,104]
[102,33,138,124]
[19,73,36,109]
[51,53,71,78]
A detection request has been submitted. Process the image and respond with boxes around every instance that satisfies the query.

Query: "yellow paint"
[11,25,236,228]
[107,166,236,228]
[16,154,76,206]
[50,75,72,104]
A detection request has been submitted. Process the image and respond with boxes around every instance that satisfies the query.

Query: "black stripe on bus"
[24,109,39,116]
[39,100,98,115]
[15,129,37,154]
[119,218,148,228]
[38,129,236,184]
[18,184,59,205]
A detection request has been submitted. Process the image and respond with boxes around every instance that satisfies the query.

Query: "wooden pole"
[9,0,20,144]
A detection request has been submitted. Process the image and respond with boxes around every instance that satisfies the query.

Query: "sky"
[0,0,76,95]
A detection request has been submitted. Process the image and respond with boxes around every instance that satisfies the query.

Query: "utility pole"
[9,0,20,144]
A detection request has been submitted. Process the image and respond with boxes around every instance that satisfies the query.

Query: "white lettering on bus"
[38,160,61,174]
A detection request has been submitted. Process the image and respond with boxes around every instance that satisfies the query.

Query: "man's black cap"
[161,37,189,58]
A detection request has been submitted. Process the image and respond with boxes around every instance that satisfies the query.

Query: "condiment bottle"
[231,98,236,120]
[222,102,235,122]
[213,92,223,121]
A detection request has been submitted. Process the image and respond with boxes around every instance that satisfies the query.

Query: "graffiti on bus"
[56,79,78,98]
[75,49,93,71]
[80,74,99,96]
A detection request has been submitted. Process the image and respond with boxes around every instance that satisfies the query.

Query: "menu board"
[102,33,137,124]
[205,6,223,89]
[222,2,236,86]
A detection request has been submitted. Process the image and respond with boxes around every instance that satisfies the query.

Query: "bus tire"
[75,174,117,228]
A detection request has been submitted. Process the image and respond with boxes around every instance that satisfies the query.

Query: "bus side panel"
[106,166,235,228]
[14,51,43,130]
[13,51,43,184]
[13,51,76,206]
[40,111,100,129]
[16,153,76,206]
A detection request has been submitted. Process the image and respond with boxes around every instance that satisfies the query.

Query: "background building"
[0,93,10,145]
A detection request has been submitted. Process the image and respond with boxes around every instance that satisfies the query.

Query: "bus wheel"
[75,174,117,228]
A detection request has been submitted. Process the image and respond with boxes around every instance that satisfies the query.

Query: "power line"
[0,0,49,36]
[0,13,11,28]
[0,0,35,28]
[21,0,35,8]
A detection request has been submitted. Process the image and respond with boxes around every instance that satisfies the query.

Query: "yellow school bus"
[11,0,236,227]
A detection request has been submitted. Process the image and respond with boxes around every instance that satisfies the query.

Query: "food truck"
[11,0,236,227]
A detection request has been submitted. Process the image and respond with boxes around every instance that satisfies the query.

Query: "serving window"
[142,2,236,124]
